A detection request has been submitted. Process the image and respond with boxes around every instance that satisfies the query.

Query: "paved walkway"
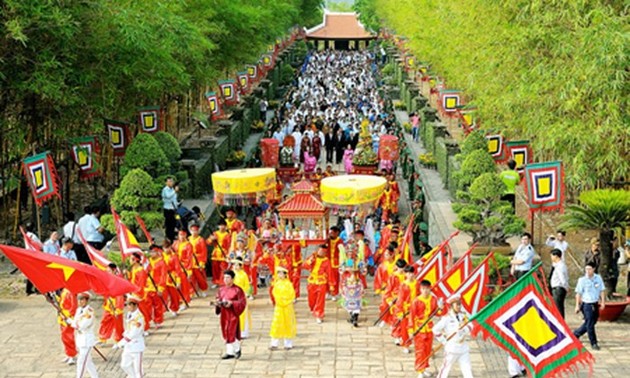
[0,274,625,377]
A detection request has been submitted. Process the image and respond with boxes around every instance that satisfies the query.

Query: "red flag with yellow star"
[0,244,137,296]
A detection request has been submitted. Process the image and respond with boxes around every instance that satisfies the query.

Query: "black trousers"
[164,209,176,242]
[552,287,567,318]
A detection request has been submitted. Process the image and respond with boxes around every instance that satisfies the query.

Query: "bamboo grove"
[0,0,323,196]
[355,0,628,194]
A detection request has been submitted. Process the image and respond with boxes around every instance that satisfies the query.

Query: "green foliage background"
[0,0,323,161]
[356,0,629,192]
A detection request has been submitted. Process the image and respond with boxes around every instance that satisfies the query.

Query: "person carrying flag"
[432,295,473,378]
[145,247,167,328]
[172,230,193,306]
[409,279,443,378]
[128,253,150,333]
[57,288,78,365]
[394,265,419,353]
[98,263,124,344]
[161,241,184,315]
[188,223,209,296]
[70,292,99,378]
[207,220,231,288]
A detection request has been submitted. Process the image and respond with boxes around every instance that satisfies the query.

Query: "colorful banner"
[486,134,507,162]
[218,79,237,106]
[70,136,101,180]
[470,263,594,378]
[237,71,249,94]
[450,251,494,315]
[247,65,259,82]
[22,152,61,206]
[111,208,143,261]
[20,226,43,252]
[104,119,130,157]
[506,140,532,173]
[438,89,461,116]
[138,106,161,133]
[523,161,565,214]
[205,91,222,121]
[434,246,474,300]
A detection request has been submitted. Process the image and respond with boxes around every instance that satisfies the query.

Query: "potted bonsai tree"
[453,172,526,254]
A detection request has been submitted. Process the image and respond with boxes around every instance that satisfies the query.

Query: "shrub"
[455,149,496,191]
[111,168,161,212]
[453,173,525,245]
[154,131,182,164]
[120,133,170,178]
[460,130,487,156]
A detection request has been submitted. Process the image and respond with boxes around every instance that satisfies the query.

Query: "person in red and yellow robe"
[58,288,78,364]
[388,173,400,215]
[173,230,193,305]
[394,265,419,350]
[215,270,247,360]
[145,247,167,328]
[304,245,333,323]
[98,264,124,343]
[327,226,345,298]
[409,279,443,376]
[379,183,396,222]
[162,242,183,313]
[207,220,230,287]
[188,224,209,294]
[129,253,151,329]
[374,248,396,295]
[379,258,407,332]
[225,209,245,234]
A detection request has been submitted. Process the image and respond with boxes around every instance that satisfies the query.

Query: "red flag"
[135,214,154,245]
[111,208,143,261]
[19,226,43,252]
[77,230,112,271]
[399,214,414,263]
[434,244,475,300]
[451,251,495,315]
[0,244,137,296]
[415,242,448,286]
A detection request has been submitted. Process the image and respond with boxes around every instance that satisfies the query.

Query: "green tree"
[154,131,182,164]
[561,189,630,297]
[120,133,170,178]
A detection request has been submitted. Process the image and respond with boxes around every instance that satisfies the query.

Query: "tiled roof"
[306,12,376,40]
[291,179,316,193]
[277,193,327,219]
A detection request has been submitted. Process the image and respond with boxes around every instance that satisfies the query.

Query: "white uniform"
[433,310,473,378]
[118,308,146,378]
[72,304,99,378]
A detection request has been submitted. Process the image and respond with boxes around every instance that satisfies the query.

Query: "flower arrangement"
[402,122,412,133]
[418,152,437,169]
[226,150,246,163]
[393,100,407,110]
[251,120,265,131]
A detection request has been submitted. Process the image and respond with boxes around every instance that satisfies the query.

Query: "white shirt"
[546,237,569,259]
[513,244,535,271]
[73,304,96,348]
[550,260,569,290]
[63,221,80,243]
[433,309,472,354]
[121,309,145,352]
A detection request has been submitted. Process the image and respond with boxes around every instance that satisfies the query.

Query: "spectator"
[43,231,61,256]
[59,237,77,261]
[162,177,179,242]
[584,238,601,273]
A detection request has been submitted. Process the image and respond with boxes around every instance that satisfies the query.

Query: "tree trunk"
[599,229,615,298]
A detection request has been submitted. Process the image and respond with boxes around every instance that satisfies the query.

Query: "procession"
[1,2,628,378]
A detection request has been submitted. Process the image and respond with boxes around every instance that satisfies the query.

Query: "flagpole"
[46,294,108,362]
[416,319,472,369]
[372,298,397,326]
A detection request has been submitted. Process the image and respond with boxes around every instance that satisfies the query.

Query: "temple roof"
[291,179,316,193]
[277,192,327,219]
[305,11,376,40]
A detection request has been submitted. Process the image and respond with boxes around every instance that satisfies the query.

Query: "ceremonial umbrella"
[212,167,277,205]
[0,244,138,296]
[320,175,387,206]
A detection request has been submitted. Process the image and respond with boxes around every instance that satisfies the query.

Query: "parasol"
[212,168,276,205]
[320,175,387,206]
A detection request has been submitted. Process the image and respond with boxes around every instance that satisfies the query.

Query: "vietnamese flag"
[0,244,137,296]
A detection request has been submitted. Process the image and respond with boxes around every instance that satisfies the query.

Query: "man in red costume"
[173,230,193,306]
[374,247,396,295]
[410,279,443,377]
[225,208,245,234]
[208,220,230,288]
[215,269,247,360]
[58,288,78,365]
[98,263,124,343]
[304,245,333,324]
[327,226,345,299]
[188,223,209,295]
[162,241,184,314]
[145,247,167,328]
[129,252,150,332]
[394,265,420,352]
[380,258,407,336]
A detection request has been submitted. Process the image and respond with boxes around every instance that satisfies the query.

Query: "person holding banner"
[432,295,473,378]
[58,288,78,365]
[98,264,125,344]
[188,223,209,296]
[409,279,442,378]
[208,220,231,288]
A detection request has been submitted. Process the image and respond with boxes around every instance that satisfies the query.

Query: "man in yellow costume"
[269,266,297,350]
[231,257,252,339]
